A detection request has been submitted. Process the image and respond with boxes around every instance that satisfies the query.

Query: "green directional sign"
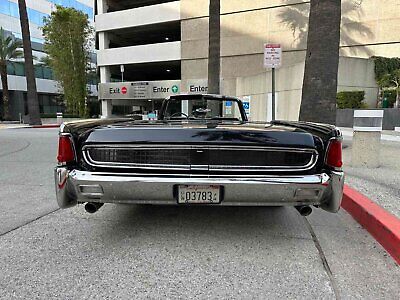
[172,85,179,94]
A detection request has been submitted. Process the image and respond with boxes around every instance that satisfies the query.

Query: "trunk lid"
[82,121,317,149]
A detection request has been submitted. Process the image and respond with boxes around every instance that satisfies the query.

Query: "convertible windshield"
[164,97,244,122]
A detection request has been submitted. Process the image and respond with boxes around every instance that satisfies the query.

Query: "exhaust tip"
[295,205,312,217]
[85,202,104,214]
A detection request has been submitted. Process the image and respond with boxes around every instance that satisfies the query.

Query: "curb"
[342,185,400,265]
[31,124,60,129]
[7,124,60,129]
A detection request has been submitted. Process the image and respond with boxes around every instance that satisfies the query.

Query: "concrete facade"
[96,0,399,119]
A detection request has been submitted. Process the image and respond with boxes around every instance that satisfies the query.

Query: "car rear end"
[55,122,344,214]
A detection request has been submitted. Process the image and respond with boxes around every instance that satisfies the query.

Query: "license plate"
[178,185,221,204]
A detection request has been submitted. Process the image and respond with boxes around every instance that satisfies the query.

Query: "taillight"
[57,135,75,163]
[325,139,343,168]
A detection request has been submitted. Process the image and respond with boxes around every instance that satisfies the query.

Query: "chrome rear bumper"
[55,168,344,213]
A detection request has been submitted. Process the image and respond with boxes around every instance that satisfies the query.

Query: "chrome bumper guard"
[55,168,345,213]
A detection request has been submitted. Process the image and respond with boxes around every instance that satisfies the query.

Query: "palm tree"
[299,0,342,125]
[208,0,220,94]
[0,28,23,120]
[18,0,42,125]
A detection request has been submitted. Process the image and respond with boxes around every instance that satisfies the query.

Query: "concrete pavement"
[0,128,59,234]
[0,128,398,299]
[342,131,400,219]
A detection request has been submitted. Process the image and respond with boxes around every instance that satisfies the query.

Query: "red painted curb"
[31,124,60,128]
[342,185,400,265]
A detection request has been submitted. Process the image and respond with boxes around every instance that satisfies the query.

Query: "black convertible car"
[55,94,344,215]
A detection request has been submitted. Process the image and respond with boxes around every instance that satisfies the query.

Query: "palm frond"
[0,27,24,62]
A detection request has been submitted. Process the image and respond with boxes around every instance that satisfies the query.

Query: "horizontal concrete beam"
[97,42,181,66]
[95,1,180,32]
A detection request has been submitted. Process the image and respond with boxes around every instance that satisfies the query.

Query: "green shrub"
[373,56,400,82]
[337,91,367,109]
[382,90,397,108]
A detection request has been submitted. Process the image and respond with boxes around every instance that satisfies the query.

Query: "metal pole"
[120,64,124,82]
[272,68,276,121]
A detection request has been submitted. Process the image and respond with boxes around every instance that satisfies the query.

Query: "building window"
[9,2,19,18]
[7,62,54,80]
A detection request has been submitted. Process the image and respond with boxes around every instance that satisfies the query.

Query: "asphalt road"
[0,128,398,299]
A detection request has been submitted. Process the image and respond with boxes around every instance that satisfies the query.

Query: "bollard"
[352,110,384,168]
[56,112,63,125]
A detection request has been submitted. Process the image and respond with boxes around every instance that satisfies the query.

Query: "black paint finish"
[82,124,316,148]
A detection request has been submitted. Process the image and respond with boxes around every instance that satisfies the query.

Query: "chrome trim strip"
[70,170,328,184]
[82,144,319,172]
[83,144,316,152]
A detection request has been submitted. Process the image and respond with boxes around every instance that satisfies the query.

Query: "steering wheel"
[170,112,189,119]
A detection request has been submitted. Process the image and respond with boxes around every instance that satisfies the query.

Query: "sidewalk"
[342,134,400,219]
[0,122,60,129]
[0,123,28,130]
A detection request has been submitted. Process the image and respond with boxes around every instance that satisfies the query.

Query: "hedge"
[373,56,400,82]
[337,91,367,109]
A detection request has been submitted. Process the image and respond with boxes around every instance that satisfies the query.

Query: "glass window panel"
[27,9,37,24]
[43,67,53,80]
[74,1,82,10]
[10,2,19,18]
[86,7,93,19]
[14,62,25,76]
[31,41,44,52]
[7,62,15,75]
[34,66,43,79]
[42,94,50,106]
[64,0,72,7]
[12,32,22,39]
[26,9,47,25]
[0,1,10,15]
[40,12,47,26]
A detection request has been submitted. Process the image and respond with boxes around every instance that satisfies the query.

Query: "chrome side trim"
[82,144,319,172]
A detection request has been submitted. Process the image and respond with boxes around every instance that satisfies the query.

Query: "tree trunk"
[299,0,341,125]
[208,0,220,95]
[18,0,42,125]
[0,64,11,120]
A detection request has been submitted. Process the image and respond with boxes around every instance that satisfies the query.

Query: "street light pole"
[120,64,124,82]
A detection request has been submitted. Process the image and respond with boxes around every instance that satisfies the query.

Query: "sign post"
[264,44,282,121]
[120,64,125,82]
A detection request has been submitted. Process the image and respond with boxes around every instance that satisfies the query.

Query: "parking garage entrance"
[99,80,181,118]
